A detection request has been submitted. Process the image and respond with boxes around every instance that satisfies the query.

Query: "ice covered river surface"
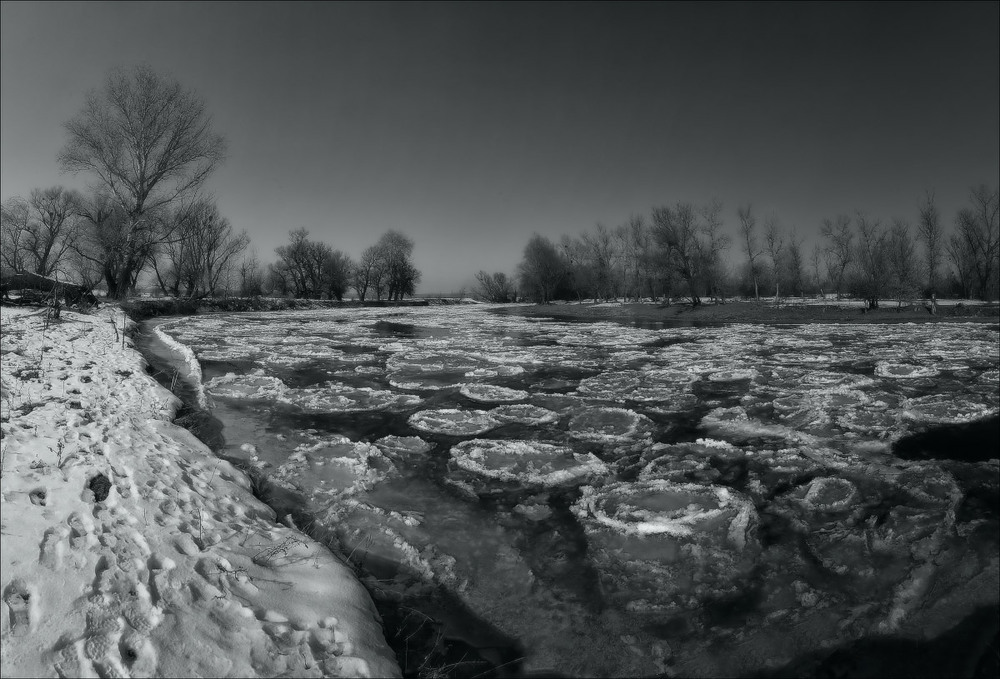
[143,305,1000,677]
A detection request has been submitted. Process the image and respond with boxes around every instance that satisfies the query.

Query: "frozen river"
[145,305,1000,677]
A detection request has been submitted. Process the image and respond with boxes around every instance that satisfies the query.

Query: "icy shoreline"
[0,305,400,678]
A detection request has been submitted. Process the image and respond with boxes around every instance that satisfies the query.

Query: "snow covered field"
[146,305,999,677]
[0,306,399,678]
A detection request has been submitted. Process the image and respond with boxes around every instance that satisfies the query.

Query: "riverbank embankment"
[0,304,400,678]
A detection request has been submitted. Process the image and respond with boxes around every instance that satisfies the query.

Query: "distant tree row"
[514,187,999,306]
[0,65,422,302]
[265,228,419,301]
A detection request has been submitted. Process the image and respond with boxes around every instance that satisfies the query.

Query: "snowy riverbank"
[0,305,399,678]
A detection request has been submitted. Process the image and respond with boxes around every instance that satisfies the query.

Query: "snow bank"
[0,306,399,678]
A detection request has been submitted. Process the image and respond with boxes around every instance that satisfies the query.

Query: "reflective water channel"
[144,305,1000,677]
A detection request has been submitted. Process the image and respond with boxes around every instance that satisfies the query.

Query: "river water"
[142,305,1000,677]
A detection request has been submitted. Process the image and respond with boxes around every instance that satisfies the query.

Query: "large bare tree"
[764,215,785,303]
[699,199,731,302]
[1,197,32,276]
[474,271,516,302]
[518,234,564,303]
[916,191,944,297]
[820,214,854,299]
[887,218,919,307]
[950,185,999,300]
[0,188,82,278]
[152,200,248,297]
[59,65,226,298]
[737,204,763,301]
[854,211,890,309]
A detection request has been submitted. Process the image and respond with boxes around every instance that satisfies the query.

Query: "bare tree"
[854,212,890,309]
[151,202,197,296]
[474,271,516,302]
[374,231,420,301]
[27,187,83,277]
[887,218,919,307]
[352,245,380,301]
[785,230,805,297]
[945,234,976,299]
[518,234,564,303]
[271,229,354,299]
[559,235,592,302]
[764,215,784,303]
[321,250,353,300]
[627,215,657,301]
[809,244,825,297]
[737,204,763,301]
[74,192,162,297]
[187,201,249,296]
[651,202,703,305]
[1,188,82,278]
[820,214,854,299]
[59,65,226,298]
[950,185,999,300]
[916,191,944,297]
[582,223,616,300]
[613,222,632,301]
[238,251,265,297]
[699,199,731,302]
[1,197,32,276]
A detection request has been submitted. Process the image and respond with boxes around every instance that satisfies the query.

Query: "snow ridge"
[153,322,209,409]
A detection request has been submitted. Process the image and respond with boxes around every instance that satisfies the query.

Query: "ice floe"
[902,394,1000,424]
[568,407,653,442]
[574,480,759,612]
[287,385,422,413]
[374,435,434,458]
[875,362,940,379]
[459,383,529,403]
[489,404,561,425]
[205,372,288,400]
[449,439,607,488]
[407,409,501,436]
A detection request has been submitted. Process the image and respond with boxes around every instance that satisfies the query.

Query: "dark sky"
[2,2,998,292]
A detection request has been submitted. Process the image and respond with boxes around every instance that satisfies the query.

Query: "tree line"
[1,65,421,302]
[508,188,998,306]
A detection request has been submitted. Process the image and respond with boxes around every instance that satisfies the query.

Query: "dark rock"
[88,473,112,502]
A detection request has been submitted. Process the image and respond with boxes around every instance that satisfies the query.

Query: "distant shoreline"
[492,300,1000,325]
[116,296,475,320]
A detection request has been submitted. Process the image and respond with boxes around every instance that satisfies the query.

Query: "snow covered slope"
[0,306,399,678]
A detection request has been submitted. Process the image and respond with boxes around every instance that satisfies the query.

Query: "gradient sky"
[2,1,998,293]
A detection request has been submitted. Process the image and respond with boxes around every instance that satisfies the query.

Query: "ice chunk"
[450,439,607,488]
[459,383,529,403]
[706,368,758,383]
[875,362,940,379]
[274,439,392,497]
[574,480,759,612]
[374,435,434,458]
[407,409,500,436]
[568,407,653,442]
[205,372,288,400]
[489,404,560,426]
[902,394,999,424]
[803,477,859,513]
[288,385,421,413]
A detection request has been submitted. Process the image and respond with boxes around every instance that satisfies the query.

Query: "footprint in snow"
[3,579,39,636]
[39,526,70,568]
